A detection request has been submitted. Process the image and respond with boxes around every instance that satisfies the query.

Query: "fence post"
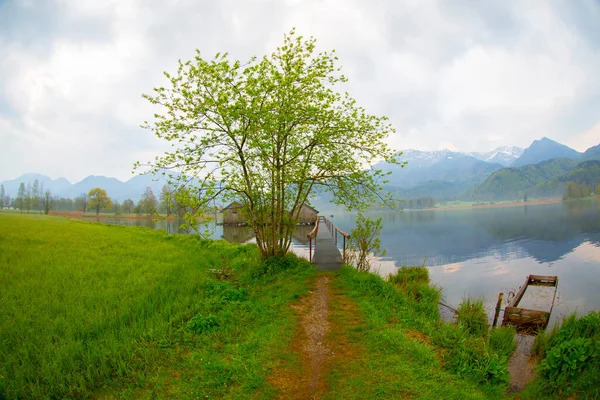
[309,237,313,263]
[492,292,504,328]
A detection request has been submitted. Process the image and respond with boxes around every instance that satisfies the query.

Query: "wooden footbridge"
[307,216,350,271]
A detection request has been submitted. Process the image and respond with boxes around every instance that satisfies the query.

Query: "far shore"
[428,197,563,211]
[48,210,220,221]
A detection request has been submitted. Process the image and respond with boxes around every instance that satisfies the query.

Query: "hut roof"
[222,201,242,211]
[301,203,319,214]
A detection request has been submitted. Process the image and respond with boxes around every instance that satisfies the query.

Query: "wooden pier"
[307,216,349,271]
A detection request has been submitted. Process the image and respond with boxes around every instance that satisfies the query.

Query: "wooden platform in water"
[501,275,558,331]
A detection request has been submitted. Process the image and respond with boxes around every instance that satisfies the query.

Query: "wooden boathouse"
[221,202,319,226]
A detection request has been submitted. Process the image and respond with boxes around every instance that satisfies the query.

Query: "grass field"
[0,213,315,398]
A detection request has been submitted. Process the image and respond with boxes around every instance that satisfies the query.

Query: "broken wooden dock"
[499,275,559,331]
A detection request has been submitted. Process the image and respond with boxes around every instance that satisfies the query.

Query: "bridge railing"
[307,216,350,263]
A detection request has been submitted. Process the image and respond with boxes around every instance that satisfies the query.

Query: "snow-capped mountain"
[468,146,524,166]
[397,149,461,168]
[398,146,523,168]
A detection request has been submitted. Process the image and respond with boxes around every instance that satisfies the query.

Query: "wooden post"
[492,292,504,328]
[343,236,346,261]
[309,237,312,263]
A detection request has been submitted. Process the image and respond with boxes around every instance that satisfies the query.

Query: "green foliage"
[471,158,577,200]
[524,312,600,399]
[347,214,385,272]
[0,214,316,399]
[488,326,517,359]
[539,338,599,388]
[140,29,400,258]
[559,160,600,185]
[87,187,113,215]
[563,181,593,200]
[457,297,490,337]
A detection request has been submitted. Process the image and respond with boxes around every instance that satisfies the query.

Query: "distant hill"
[1,173,174,202]
[0,173,72,197]
[512,137,581,167]
[558,160,600,186]
[581,144,600,161]
[376,152,503,188]
[469,158,578,200]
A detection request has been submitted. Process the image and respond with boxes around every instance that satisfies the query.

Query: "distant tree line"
[1,179,55,214]
[0,183,205,218]
[399,197,435,210]
[563,182,599,200]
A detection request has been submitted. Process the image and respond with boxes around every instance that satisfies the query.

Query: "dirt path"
[507,334,538,393]
[269,273,363,399]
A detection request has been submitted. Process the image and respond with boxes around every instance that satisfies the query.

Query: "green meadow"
[0,213,315,398]
[1,213,597,399]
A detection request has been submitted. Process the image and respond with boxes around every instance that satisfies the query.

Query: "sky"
[1,0,599,183]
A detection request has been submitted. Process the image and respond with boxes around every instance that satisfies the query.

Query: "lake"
[104,199,600,326]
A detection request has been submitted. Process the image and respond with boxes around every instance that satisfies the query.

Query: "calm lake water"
[104,199,600,326]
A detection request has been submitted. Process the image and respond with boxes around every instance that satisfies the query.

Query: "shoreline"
[428,197,563,211]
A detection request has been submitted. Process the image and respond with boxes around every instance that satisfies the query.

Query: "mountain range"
[0,173,173,202]
[2,137,599,203]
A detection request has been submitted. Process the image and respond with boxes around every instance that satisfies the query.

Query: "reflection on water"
[324,199,600,326]
[103,199,600,326]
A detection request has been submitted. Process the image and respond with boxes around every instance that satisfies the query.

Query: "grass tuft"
[488,326,517,359]
[457,297,490,337]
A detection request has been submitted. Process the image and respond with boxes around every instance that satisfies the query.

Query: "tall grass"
[329,266,510,399]
[457,297,489,337]
[0,214,316,398]
[488,326,517,359]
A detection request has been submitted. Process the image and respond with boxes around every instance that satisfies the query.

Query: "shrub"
[347,214,385,272]
[457,297,489,337]
[527,311,600,398]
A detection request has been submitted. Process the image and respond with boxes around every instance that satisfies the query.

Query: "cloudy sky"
[1,0,599,183]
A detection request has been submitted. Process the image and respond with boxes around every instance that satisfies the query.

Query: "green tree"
[159,185,172,214]
[32,179,40,212]
[25,182,32,213]
[122,199,134,214]
[140,30,400,258]
[41,190,54,215]
[75,193,88,213]
[87,188,113,216]
[16,182,25,212]
[347,214,386,272]
[140,187,157,216]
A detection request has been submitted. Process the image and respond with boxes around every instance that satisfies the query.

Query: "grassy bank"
[521,312,600,399]
[0,213,315,398]
[326,266,511,399]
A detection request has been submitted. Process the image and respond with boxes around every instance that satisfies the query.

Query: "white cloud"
[0,0,599,182]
